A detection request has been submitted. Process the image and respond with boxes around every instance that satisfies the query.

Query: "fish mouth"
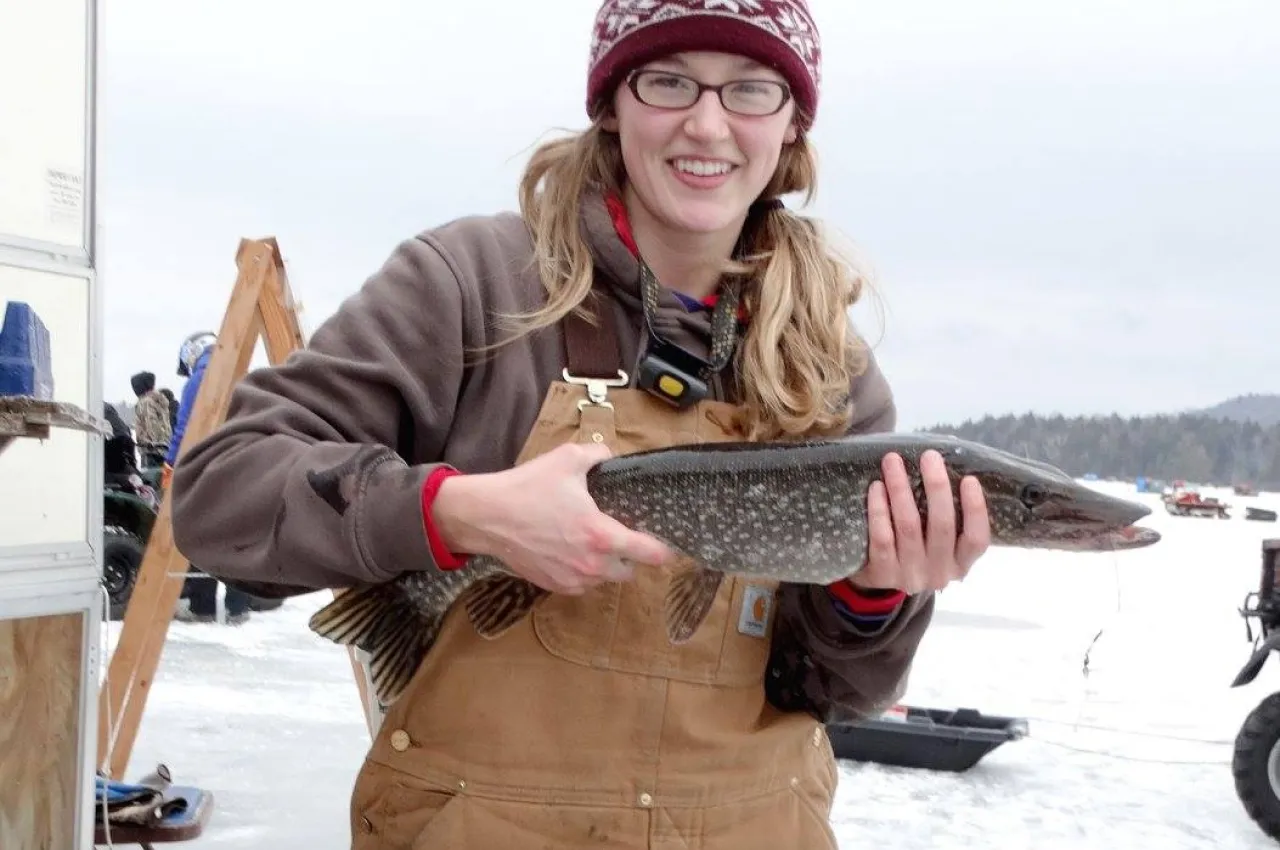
[1017,490,1161,551]
[1031,522,1162,552]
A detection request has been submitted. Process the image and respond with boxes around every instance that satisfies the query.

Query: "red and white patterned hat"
[586,0,823,129]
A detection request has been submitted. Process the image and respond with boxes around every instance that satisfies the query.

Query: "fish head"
[908,434,1162,552]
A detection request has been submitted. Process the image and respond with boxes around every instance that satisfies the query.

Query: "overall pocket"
[351,760,463,850]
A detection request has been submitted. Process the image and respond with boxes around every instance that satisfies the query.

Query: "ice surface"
[97,481,1280,848]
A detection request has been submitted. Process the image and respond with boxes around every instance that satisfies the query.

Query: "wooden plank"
[252,240,379,737]
[97,242,274,779]
[0,611,85,850]
[0,397,106,455]
[252,238,307,359]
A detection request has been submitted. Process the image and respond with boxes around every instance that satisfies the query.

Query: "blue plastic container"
[0,300,54,399]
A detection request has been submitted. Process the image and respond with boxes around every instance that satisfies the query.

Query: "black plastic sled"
[826,705,1029,773]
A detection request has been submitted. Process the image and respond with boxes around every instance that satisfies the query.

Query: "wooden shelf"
[0,396,107,456]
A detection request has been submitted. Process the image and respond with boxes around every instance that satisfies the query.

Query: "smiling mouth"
[670,158,737,178]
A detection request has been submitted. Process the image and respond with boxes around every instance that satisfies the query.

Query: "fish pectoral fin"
[463,574,548,639]
[664,563,724,644]
[308,582,444,708]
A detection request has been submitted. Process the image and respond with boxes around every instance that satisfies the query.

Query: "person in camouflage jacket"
[130,370,171,467]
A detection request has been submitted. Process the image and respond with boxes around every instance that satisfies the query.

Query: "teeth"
[674,159,732,177]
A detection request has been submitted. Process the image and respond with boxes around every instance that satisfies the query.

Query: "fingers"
[881,453,924,566]
[566,440,613,468]
[860,451,990,595]
[583,516,673,564]
[954,475,990,571]
[862,479,897,585]
[613,524,675,566]
[599,556,637,583]
[920,450,957,565]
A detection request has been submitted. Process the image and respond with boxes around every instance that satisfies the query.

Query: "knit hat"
[586,0,822,129]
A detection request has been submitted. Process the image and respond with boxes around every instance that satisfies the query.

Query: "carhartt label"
[738,584,773,638]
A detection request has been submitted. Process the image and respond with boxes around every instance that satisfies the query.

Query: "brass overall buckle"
[562,368,628,411]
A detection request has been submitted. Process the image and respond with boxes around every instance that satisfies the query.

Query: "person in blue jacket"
[165,331,253,624]
[162,331,217,484]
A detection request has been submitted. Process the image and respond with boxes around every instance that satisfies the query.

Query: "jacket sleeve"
[766,344,937,723]
[168,236,469,595]
[165,357,204,466]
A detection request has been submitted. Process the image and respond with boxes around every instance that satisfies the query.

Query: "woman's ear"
[784,123,798,144]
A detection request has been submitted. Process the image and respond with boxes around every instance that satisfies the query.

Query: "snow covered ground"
[97,482,1280,849]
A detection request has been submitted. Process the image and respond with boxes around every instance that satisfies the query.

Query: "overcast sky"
[97,0,1279,429]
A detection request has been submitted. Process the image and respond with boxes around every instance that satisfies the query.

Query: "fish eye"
[1020,483,1049,507]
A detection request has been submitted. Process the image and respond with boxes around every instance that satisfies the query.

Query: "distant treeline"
[919,413,1280,490]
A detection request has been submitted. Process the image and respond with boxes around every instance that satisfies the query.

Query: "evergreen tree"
[920,412,1280,489]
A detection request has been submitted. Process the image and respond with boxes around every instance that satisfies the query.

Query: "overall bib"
[348,299,842,849]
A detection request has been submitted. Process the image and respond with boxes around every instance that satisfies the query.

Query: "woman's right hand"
[430,442,677,595]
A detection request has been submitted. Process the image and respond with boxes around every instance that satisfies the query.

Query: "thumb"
[568,440,614,469]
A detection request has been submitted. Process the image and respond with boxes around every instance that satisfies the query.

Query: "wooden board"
[0,611,85,850]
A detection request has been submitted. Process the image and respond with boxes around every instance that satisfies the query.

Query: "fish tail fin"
[463,575,548,639]
[309,583,444,707]
[664,562,724,644]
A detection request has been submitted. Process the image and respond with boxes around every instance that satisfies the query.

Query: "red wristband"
[420,466,469,571]
[827,580,907,615]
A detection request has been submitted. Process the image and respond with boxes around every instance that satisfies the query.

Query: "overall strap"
[562,280,627,379]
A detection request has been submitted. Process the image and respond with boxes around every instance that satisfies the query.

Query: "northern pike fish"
[309,432,1160,706]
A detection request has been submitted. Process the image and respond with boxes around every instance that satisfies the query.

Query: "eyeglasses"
[626,70,792,117]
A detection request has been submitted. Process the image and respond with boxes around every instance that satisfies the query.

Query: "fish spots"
[594,465,869,584]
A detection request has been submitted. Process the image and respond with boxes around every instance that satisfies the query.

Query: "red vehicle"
[1163,480,1231,518]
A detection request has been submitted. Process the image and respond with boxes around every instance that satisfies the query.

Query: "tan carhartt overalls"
[348,299,841,849]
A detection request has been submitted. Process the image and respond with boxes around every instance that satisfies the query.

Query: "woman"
[170,1,991,846]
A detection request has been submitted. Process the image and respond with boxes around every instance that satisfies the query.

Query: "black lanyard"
[630,197,780,408]
[635,259,742,408]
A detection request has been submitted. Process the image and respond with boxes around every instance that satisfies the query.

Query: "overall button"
[638,792,653,807]
[389,729,411,751]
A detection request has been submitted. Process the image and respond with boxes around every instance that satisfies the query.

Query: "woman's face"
[606,51,799,240]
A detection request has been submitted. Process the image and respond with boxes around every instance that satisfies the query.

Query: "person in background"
[165,331,253,625]
[102,402,139,488]
[162,331,217,489]
[159,387,179,431]
[130,370,171,468]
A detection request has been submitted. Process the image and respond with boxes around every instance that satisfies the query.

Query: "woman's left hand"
[850,449,991,595]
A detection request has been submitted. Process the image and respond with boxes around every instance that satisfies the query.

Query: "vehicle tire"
[102,531,144,621]
[1233,690,1280,842]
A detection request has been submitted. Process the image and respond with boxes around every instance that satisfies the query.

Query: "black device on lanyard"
[633,259,743,409]
[631,197,781,409]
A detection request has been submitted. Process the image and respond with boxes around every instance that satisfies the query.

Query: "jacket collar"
[578,188,719,351]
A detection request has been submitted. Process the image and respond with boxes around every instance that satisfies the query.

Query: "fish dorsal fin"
[463,575,548,639]
[664,562,724,644]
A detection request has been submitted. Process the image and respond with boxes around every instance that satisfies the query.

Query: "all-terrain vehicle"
[101,462,283,620]
[1231,538,1280,842]
[102,469,161,619]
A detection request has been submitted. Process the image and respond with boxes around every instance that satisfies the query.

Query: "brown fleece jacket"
[169,191,935,722]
